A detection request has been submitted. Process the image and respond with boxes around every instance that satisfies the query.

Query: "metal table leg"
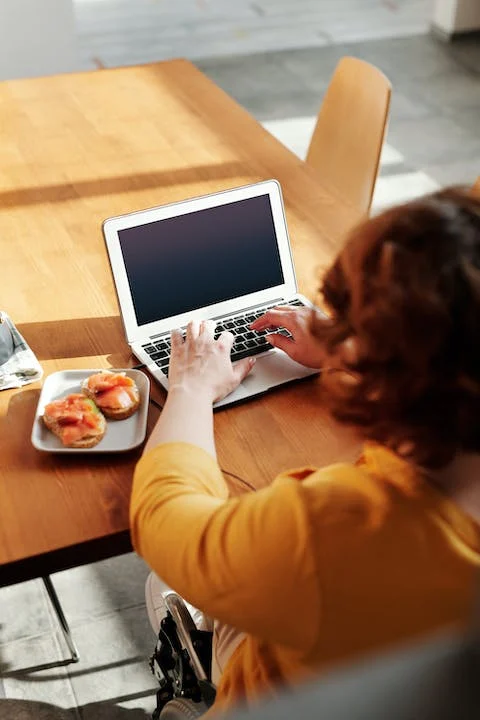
[42,575,80,663]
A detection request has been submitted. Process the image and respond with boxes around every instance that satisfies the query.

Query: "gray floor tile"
[344,34,460,81]
[1,634,77,713]
[281,45,352,93]
[443,106,480,137]
[64,607,157,709]
[235,90,322,122]
[90,48,175,69]
[50,554,150,628]
[418,69,480,110]
[73,0,432,62]
[388,115,480,166]
[195,52,309,99]
[0,581,53,646]
[389,90,436,122]
[423,158,480,187]
[248,0,430,42]
[188,26,328,61]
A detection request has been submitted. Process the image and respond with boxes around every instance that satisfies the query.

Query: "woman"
[130,188,480,714]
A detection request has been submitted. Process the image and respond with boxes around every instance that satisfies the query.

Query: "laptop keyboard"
[141,298,305,378]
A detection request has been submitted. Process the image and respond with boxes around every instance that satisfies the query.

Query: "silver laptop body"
[103,180,317,408]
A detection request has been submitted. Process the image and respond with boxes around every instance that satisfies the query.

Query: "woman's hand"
[250,306,327,369]
[169,320,255,403]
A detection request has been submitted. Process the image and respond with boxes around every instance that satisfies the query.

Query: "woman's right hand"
[250,306,327,369]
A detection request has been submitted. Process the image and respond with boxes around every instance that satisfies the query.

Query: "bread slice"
[43,394,107,448]
[81,371,140,420]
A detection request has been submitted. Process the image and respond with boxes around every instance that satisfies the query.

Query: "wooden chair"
[306,57,391,216]
[472,176,480,196]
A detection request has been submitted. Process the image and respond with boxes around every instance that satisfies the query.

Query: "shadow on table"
[15,317,130,363]
[0,161,245,210]
[0,697,151,720]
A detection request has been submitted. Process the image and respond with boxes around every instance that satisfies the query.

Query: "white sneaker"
[145,572,212,634]
[145,572,170,635]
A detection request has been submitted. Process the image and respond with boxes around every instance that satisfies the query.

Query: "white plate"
[31,369,150,453]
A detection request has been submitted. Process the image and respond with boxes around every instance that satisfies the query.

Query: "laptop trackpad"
[214,350,318,409]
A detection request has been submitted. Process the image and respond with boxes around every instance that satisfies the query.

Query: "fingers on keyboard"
[142,299,304,367]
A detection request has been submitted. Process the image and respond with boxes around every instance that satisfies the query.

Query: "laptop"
[103,180,318,408]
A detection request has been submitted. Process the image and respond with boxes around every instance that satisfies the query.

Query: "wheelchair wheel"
[158,697,208,719]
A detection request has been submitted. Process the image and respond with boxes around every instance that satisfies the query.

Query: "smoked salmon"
[43,393,106,448]
[82,371,140,420]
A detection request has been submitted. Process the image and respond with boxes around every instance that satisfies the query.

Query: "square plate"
[31,369,150,453]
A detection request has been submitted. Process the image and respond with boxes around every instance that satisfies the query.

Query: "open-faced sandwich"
[43,393,107,448]
[81,370,140,420]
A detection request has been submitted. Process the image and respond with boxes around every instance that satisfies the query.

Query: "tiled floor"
[195,34,480,190]
[1,1,480,718]
[262,116,440,212]
[74,0,431,69]
[72,0,480,190]
[0,556,157,719]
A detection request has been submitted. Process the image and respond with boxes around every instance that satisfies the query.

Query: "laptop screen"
[118,194,285,327]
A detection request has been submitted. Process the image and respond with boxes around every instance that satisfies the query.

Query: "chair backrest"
[229,577,480,720]
[306,56,391,216]
[473,176,480,197]
[228,630,480,720]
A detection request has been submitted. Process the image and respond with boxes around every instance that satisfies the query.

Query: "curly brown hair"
[314,188,480,469]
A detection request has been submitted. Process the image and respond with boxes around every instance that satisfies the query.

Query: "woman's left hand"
[168,320,256,403]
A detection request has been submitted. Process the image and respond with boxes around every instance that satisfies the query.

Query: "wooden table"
[0,59,362,588]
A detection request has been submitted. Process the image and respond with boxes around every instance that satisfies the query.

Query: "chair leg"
[42,575,80,663]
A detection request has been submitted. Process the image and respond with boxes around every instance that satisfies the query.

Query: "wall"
[0,0,78,81]
[433,0,480,36]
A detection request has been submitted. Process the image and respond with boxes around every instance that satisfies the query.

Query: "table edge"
[0,530,132,587]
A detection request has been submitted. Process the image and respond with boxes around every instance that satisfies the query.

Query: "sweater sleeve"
[130,442,320,651]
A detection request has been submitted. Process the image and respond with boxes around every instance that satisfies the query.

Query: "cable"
[144,367,257,490]
[147,397,256,491]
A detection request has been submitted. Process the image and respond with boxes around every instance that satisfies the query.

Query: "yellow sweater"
[130,442,480,714]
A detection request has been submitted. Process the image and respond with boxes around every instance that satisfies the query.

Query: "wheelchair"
[150,592,217,719]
